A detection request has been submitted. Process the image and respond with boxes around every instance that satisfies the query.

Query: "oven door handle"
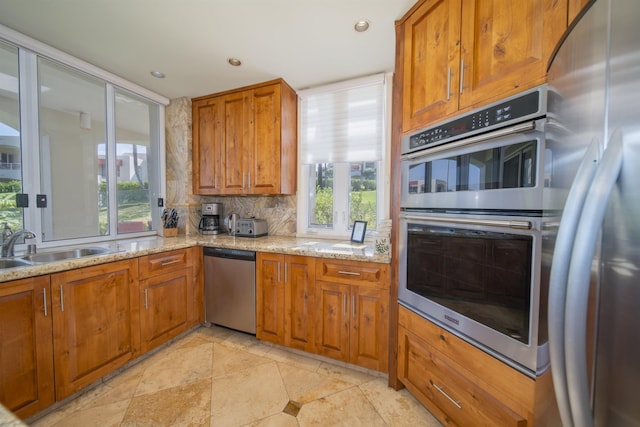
[401,120,537,160]
[401,214,532,230]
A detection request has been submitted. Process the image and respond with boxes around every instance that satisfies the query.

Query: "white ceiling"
[0,0,415,100]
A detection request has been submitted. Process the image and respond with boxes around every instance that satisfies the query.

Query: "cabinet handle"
[284,263,288,283]
[248,172,251,189]
[459,59,465,95]
[144,289,149,309]
[430,380,462,409]
[59,285,64,312]
[43,288,47,317]
[446,67,452,100]
[242,173,246,189]
[338,270,361,276]
[277,262,281,282]
[352,295,355,317]
[160,259,181,266]
[343,294,347,316]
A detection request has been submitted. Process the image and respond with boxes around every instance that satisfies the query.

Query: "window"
[0,41,23,232]
[298,74,390,239]
[0,31,167,250]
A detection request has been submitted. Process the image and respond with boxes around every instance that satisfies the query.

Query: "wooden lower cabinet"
[51,259,140,400]
[0,276,54,419]
[397,305,534,426]
[256,253,315,352]
[315,259,390,372]
[139,248,196,353]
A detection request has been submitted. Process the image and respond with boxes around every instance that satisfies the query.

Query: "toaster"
[235,218,268,238]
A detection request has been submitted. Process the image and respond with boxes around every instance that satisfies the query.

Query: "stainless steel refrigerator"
[545,0,640,426]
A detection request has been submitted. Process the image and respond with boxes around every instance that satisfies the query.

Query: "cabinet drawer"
[315,259,389,287]
[398,325,526,427]
[139,249,191,278]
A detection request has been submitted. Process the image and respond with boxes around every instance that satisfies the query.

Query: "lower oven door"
[398,212,548,376]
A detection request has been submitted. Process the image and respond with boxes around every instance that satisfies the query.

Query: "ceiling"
[0,0,415,100]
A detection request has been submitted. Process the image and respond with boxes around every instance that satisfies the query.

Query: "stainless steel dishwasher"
[203,247,256,334]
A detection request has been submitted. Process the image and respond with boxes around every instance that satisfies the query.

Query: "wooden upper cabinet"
[192,96,224,193]
[402,0,462,132]
[458,0,565,110]
[192,78,297,195]
[398,0,568,134]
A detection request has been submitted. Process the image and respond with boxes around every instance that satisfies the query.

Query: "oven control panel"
[402,85,548,155]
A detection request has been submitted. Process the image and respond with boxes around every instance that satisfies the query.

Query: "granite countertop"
[0,234,390,284]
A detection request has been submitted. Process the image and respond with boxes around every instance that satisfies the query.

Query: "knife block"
[161,227,178,237]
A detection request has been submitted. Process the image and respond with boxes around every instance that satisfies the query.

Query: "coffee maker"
[198,203,222,235]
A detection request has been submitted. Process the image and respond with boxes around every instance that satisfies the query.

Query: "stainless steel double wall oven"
[398,85,555,376]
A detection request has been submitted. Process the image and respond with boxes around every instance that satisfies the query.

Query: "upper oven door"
[401,119,548,213]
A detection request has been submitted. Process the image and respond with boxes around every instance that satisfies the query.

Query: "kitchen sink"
[0,258,33,269]
[20,247,114,264]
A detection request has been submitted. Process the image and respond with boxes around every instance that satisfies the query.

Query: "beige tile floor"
[28,326,443,427]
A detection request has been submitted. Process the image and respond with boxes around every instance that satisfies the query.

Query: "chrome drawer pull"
[338,270,361,276]
[144,289,149,309]
[430,380,462,409]
[161,259,181,266]
[43,288,47,317]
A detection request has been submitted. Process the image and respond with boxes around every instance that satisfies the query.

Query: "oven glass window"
[406,224,532,344]
[407,141,537,194]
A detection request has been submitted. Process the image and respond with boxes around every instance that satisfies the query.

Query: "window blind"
[299,74,384,164]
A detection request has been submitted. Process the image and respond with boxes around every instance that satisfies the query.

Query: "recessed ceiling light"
[354,20,370,32]
[228,58,242,67]
[150,70,165,78]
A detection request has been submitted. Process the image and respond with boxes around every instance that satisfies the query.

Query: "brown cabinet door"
[222,91,251,194]
[140,267,191,353]
[51,259,139,399]
[192,96,225,194]
[350,286,389,371]
[315,281,350,362]
[283,255,315,352]
[250,84,281,194]
[256,253,285,344]
[458,0,565,109]
[401,0,462,133]
[0,276,54,419]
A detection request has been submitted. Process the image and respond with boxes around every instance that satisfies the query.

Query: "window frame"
[296,73,392,240]
[0,25,168,250]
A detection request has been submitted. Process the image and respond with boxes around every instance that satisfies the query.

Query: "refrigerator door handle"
[565,129,624,427]
[548,137,600,427]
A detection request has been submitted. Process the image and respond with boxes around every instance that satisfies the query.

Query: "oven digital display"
[407,90,542,151]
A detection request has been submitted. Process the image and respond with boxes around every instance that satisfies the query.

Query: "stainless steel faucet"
[1,225,36,257]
